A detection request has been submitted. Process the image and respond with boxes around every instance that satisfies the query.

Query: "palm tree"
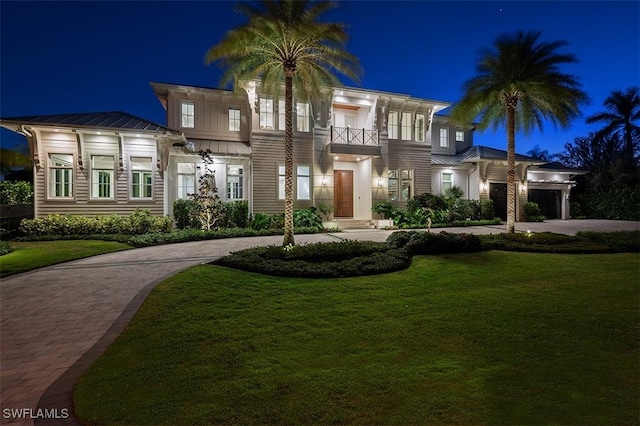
[586,87,640,164]
[525,144,553,161]
[451,30,588,233]
[206,0,360,245]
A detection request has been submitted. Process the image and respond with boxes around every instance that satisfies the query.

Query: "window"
[227,165,244,200]
[278,165,285,199]
[177,163,196,199]
[440,128,449,147]
[388,111,398,139]
[48,153,73,198]
[388,169,413,201]
[442,172,453,193]
[260,98,274,129]
[296,102,310,132]
[228,108,240,131]
[415,114,425,142]
[456,130,465,142]
[181,102,194,128]
[401,112,412,141]
[297,165,310,200]
[91,155,114,199]
[278,100,286,131]
[131,157,152,198]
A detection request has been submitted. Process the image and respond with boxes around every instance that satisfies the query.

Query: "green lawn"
[75,251,639,425]
[0,240,131,278]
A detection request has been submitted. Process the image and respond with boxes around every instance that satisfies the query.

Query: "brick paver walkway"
[1,220,638,425]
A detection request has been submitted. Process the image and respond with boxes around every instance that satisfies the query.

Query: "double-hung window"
[388,169,413,201]
[388,169,399,201]
[227,165,244,200]
[278,100,286,131]
[456,130,465,142]
[415,113,425,142]
[401,169,413,201]
[278,165,285,199]
[260,98,274,129]
[388,111,398,139]
[177,163,196,199]
[49,153,73,198]
[440,128,449,147]
[442,172,453,193]
[91,155,114,199]
[131,157,152,199]
[181,102,194,128]
[296,102,310,132]
[401,112,412,141]
[296,165,310,200]
[228,108,240,132]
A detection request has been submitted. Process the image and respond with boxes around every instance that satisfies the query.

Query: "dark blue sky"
[1,1,638,156]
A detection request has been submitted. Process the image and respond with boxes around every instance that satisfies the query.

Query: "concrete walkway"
[1,219,638,425]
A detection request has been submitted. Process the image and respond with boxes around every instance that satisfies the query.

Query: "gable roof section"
[432,145,546,166]
[0,111,170,132]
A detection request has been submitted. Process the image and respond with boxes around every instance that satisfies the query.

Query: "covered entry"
[490,183,507,221]
[334,170,353,217]
[528,189,561,219]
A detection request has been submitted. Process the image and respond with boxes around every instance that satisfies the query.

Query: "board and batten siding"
[35,131,164,218]
[251,131,314,214]
[387,140,431,204]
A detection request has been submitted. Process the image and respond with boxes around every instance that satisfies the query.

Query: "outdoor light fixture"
[377,176,384,188]
[480,180,487,191]
[321,174,327,186]
[521,183,528,193]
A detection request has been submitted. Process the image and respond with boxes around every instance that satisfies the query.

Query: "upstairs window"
[91,155,114,199]
[278,100,286,131]
[260,98,274,129]
[401,112,412,141]
[228,108,240,132]
[440,128,449,148]
[296,102,310,132]
[177,163,196,199]
[415,113,425,142]
[131,157,152,199]
[181,102,194,128]
[227,165,244,200]
[48,153,73,198]
[456,130,465,142]
[388,111,398,139]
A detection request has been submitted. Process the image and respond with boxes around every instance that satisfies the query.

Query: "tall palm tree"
[451,30,588,233]
[586,87,640,164]
[206,0,360,245]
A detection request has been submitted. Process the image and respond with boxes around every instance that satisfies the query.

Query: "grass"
[0,240,131,278]
[74,251,639,425]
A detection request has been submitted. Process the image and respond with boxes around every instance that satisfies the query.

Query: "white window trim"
[130,157,153,200]
[181,101,195,128]
[278,164,285,200]
[415,114,425,142]
[442,172,454,193]
[456,130,465,142]
[388,111,399,139]
[90,155,115,200]
[278,99,286,131]
[177,163,196,200]
[440,128,449,148]
[47,153,74,199]
[296,101,310,132]
[260,98,274,130]
[228,107,241,132]
[401,112,412,141]
[226,165,244,200]
[296,164,310,200]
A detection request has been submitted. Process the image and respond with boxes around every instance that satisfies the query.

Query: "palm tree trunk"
[506,106,516,233]
[282,72,295,246]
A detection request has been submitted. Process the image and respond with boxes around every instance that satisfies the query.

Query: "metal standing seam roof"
[432,145,546,166]
[0,111,171,132]
[188,138,252,156]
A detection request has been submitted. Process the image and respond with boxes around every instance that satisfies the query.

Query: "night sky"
[1,1,638,157]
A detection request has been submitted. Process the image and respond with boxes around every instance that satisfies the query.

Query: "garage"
[528,189,562,219]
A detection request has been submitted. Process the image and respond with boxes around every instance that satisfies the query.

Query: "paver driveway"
[1,220,638,425]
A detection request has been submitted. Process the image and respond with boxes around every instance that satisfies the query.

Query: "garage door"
[490,183,507,221]
[528,189,561,219]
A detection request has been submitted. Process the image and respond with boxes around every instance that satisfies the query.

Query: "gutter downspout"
[466,164,477,199]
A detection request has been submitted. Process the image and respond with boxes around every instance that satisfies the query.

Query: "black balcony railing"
[330,126,378,145]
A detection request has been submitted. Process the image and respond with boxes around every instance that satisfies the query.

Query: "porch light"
[521,183,528,193]
[321,174,328,186]
[377,177,384,188]
[480,180,487,191]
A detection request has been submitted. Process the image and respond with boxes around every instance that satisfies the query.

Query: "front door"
[334,170,353,217]
[490,183,507,221]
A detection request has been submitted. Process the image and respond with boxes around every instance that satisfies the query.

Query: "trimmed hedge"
[215,240,411,278]
[479,232,612,253]
[0,240,12,256]
[387,230,484,255]
[20,209,173,236]
[576,230,640,253]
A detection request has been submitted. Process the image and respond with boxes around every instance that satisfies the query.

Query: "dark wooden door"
[334,170,353,217]
[490,183,507,221]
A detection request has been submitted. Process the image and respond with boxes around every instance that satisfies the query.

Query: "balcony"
[329,126,381,158]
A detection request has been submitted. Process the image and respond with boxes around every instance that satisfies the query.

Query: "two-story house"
[0,80,582,225]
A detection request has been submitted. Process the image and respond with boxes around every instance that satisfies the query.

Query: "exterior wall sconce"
[521,182,528,194]
[321,174,327,186]
[480,180,487,191]
[377,177,384,188]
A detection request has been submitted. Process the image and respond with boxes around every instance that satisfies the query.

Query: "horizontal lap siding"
[388,141,431,198]
[36,132,164,218]
[486,163,507,182]
[252,131,313,214]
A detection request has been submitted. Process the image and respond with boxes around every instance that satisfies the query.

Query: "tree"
[450,31,588,232]
[205,0,360,245]
[525,144,555,161]
[586,87,640,166]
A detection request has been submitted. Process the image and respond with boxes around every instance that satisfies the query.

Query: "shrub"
[19,209,173,236]
[316,203,335,221]
[386,230,483,255]
[524,202,546,222]
[373,201,396,220]
[0,181,33,205]
[576,230,640,252]
[214,241,411,278]
[479,232,611,253]
[293,208,323,231]
[173,199,199,229]
[0,240,12,256]
[572,188,640,220]
[479,199,496,220]
[408,193,448,212]
[250,212,277,230]
[227,200,249,228]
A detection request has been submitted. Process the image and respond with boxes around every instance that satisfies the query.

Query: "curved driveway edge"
[1,220,638,425]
